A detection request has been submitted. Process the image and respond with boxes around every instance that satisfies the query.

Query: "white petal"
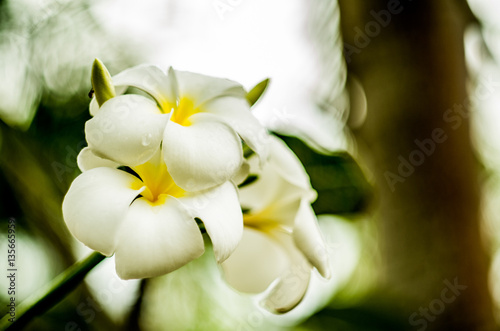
[77,147,119,172]
[239,166,303,225]
[163,113,243,191]
[175,71,246,108]
[293,199,331,279]
[114,197,204,279]
[62,167,144,256]
[89,97,99,116]
[89,86,127,116]
[261,232,312,314]
[232,160,250,186]
[112,65,177,110]
[239,136,316,217]
[201,96,270,161]
[261,254,311,314]
[85,94,168,167]
[267,135,315,194]
[181,182,243,263]
[221,227,289,293]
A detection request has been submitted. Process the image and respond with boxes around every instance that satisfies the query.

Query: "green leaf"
[246,78,270,107]
[275,133,372,215]
[91,58,116,107]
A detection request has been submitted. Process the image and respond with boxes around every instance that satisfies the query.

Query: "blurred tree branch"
[338,0,495,330]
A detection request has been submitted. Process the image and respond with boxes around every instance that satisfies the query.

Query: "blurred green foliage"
[0,1,138,329]
[276,134,372,215]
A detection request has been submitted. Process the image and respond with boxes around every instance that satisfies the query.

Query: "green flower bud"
[91,58,116,107]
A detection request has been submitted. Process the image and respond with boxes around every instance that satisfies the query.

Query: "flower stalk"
[0,252,106,330]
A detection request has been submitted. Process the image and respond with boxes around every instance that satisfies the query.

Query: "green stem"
[0,251,106,330]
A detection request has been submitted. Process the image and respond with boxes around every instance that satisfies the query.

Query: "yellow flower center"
[130,158,185,206]
[243,206,290,234]
[166,97,200,126]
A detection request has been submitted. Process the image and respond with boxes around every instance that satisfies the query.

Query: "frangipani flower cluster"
[62,59,330,313]
[83,62,267,190]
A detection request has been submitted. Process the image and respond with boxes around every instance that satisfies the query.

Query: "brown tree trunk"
[338,0,495,329]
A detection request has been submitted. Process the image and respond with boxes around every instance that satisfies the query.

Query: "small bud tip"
[91,58,116,107]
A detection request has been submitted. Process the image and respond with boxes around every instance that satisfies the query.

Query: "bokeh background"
[0,0,500,330]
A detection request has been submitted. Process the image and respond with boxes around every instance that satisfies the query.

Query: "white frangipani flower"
[63,148,243,279]
[84,64,268,192]
[221,136,331,314]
